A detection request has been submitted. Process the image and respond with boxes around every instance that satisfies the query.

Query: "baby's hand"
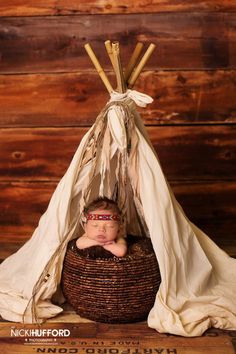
[76,236,105,249]
[103,238,127,257]
[93,240,108,246]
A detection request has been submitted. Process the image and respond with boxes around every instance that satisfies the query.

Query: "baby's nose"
[98,223,106,231]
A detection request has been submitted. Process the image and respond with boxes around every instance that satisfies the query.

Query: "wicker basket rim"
[69,236,157,262]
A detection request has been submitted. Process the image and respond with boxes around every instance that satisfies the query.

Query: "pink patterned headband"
[86,213,120,221]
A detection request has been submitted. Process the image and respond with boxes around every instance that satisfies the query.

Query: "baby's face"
[84,209,119,243]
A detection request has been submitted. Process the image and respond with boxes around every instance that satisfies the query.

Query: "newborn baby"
[76,198,127,257]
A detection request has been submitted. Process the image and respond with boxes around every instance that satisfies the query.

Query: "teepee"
[0,41,236,337]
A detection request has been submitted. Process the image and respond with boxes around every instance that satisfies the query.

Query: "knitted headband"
[86,213,121,221]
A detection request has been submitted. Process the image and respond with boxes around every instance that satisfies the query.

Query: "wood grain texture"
[0,320,235,337]
[0,0,236,16]
[0,339,234,354]
[0,70,236,126]
[0,13,235,73]
[1,180,236,260]
[0,126,235,181]
[0,322,235,354]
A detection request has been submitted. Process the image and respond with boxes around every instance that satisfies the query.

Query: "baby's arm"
[76,235,103,249]
[103,237,127,257]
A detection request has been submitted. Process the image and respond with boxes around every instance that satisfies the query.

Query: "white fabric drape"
[0,90,236,336]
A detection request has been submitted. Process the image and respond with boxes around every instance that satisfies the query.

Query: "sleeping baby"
[76,197,127,257]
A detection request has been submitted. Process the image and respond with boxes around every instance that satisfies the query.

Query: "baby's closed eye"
[106,224,116,228]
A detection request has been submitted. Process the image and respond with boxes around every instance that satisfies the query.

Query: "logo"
[10,327,71,337]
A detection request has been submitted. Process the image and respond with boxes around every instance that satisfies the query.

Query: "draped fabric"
[0,91,236,337]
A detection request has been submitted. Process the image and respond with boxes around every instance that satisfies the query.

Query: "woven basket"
[61,235,161,323]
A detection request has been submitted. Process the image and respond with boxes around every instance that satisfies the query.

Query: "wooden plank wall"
[0,1,236,260]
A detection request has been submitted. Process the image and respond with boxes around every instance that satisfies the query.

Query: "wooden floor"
[0,304,235,354]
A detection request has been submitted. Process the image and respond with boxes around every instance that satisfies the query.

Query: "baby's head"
[83,197,122,243]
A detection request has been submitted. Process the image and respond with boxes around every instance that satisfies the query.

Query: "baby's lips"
[97,235,106,239]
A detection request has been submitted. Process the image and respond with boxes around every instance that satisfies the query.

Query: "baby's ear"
[81,213,87,230]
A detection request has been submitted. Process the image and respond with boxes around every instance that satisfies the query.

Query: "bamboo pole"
[84,43,113,93]
[124,42,144,82]
[128,43,156,88]
[112,42,126,93]
[104,40,116,71]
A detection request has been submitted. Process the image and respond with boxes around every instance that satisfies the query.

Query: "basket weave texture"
[61,235,161,323]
